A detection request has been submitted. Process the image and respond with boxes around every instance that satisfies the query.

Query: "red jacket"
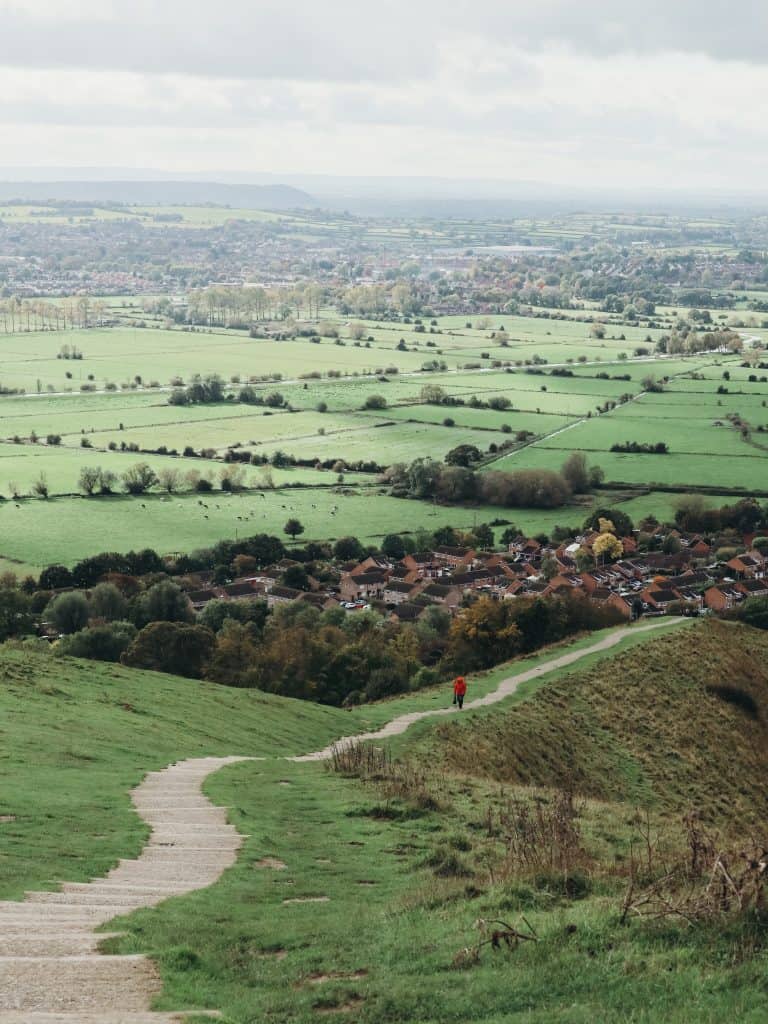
[453,676,467,696]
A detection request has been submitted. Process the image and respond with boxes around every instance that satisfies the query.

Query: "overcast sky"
[2,0,767,191]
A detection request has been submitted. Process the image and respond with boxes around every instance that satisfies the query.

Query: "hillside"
[425,619,768,826]
[0,644,350,899]
[101,619,768,1023]
[2,621,767,1022]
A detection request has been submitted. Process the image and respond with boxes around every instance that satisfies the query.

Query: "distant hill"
[0,180,315,210]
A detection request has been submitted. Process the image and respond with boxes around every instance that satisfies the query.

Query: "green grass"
[96,617,767,1024]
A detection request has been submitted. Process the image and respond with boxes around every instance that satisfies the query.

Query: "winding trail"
[292,618,683,761]
[0,619,684,1022]
[0,756,250,1024]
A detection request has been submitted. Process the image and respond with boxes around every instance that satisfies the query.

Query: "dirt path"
[0,619,683,1022]
[292,618,683,762]
[0,755,250,1024]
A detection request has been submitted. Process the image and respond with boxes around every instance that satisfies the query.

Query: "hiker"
[453,675,467,710]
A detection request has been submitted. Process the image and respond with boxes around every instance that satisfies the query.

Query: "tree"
[205,620,259,686]
[472,523,495,549]
[121,462,157,495]
[57,621,137,662]
[39,564,74,590]
[121,621,215,678]
[198,598,268,634]
[134,580,193,627]
[0,588,33,641]
[284,518,305,541]
[419,384,447,404]
[561,452,589,494]
[363,394,387,410]
[444,597,522,671]
[157,467,181,494]
[583,508,634,537]
[381,534,406,560]
[445,444,482,467]
[282,565,310,591]
[32,472,49,499]
[499,526,521,546]
[736,595,768,630]
[593,533,623,564]
[333,536,365,561]
[78,466,101,496]
[88,582,128,622]
[540,553,559,580]
[46,591,90,634]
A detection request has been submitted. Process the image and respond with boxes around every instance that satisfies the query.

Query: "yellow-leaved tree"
[593,532,623,564]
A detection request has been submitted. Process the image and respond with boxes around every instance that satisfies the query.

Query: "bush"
[46,591,90,634]
[57,621,137,662]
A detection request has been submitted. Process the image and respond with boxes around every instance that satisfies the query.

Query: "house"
[640,585,682,612]
[221,581,262,601]
[703,584,743,612]
[420,583,463,609]
[432,545,476,569]
[244,568,282,592]
[187,587,220,611]
[545,572,584,593]
[390,602,425,622]
[402,553,444,579]
[507,537,541,561]
[350,555,392,576]
[340,569,388,602]
[725,553,765,580]
[590,587,632,619]
[383,580,419,605]
[299,591,338,611]
[735,578,768,600]
[267,585,302,608]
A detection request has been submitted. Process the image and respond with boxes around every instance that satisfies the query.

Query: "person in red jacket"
[453,675,467,710]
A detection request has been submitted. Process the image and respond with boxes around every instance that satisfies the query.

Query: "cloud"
[0,2,768,190]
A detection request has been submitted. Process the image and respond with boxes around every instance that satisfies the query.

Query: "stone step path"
[0,755,248,1024]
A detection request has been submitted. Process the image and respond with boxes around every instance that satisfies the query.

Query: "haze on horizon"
[2,1,768,194]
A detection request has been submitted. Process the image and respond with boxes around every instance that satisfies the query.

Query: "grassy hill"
[2,620,767,1022]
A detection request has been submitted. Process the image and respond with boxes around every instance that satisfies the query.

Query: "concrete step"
[62,883,188,896]
[0,934,118,956]
[25,893,156,908]
[0,955,159,1012]
[0,1014,192,1023]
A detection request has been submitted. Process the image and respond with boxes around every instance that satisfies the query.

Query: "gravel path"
[0,755,248,1024]
[291,619,683,762]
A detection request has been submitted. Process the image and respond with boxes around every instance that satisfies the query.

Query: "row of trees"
[0,296,107,333]
[40,582,623,705]
[386,452,603,509]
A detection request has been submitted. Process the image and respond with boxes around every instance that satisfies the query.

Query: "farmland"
[0,315,757,577]
[2,198,768,575]
[0,311,758,574]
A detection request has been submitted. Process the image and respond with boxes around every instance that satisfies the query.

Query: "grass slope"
[105,619,768,1023]
[3,619,765,1022]
[424,619,768,825]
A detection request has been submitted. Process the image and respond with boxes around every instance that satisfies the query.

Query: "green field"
[0,318,759,572]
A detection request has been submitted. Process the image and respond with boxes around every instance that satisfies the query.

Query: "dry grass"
[425,620,768,827]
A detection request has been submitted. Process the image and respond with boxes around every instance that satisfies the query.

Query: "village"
[178,524,768,624]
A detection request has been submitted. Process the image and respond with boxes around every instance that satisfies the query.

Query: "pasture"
[0,316,761,574]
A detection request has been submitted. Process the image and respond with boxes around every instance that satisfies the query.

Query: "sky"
[2,0,768,192]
